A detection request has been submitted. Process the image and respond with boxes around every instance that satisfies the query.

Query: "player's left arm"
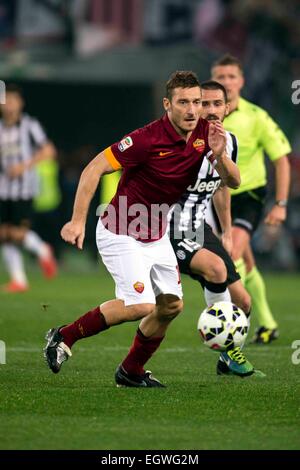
[264,155,290,225]
[208,121,240,189]
[212,185,232,255]
[258,110,291,226]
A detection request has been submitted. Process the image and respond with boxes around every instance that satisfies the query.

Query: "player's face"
[211,65,244,102]
[201,88,229,122]
[0,92,23,119]
[163,86,202,137]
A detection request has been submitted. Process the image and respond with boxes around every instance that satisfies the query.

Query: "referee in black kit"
[0,84,58,292]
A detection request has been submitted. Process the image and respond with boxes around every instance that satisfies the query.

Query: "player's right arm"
[61,152,115,249]
[208,120,240,189]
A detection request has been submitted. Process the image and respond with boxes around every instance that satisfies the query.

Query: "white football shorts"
[96,219,183,306]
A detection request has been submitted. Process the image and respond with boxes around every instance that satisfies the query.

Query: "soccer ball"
[197,301,249,351]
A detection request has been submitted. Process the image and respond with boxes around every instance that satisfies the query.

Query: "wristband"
[275,200,288,207]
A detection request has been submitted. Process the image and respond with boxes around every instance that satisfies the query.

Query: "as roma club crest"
[193,138,205,153]
[133,281,145,293]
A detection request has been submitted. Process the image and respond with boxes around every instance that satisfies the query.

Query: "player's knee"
[126,303,155,321]
[159,298,183,321]
[231,246,243,261]
[231,289,251,315]
[239,291,251,316]
[168,298,184,317]
[205,258,226,283]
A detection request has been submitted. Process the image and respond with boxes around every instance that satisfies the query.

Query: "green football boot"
[217,346,254,377]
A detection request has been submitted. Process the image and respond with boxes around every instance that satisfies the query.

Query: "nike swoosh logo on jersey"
[159,151,172,156]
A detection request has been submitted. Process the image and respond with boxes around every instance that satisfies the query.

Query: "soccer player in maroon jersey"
[44,71,240,387]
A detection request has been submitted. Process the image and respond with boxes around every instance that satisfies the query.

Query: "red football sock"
[60,306,109,349]
[121,329,164,375]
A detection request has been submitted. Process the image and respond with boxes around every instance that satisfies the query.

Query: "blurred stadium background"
[0,0,299,271]
[1,0,300,452]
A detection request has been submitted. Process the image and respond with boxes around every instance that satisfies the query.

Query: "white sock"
[23,231,48,259]
[204,287,231,306]
[1,243,28,285]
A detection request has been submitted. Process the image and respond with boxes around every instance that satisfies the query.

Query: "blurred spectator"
[0,0,17,46]
[16,0,74,50]
[194,0,225,44]
[144,0,195,44]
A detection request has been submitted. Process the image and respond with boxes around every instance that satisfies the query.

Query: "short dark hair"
[212,54,243,73]
[200,80,228,103]
[166,71,200,100]
[6,83,23,97]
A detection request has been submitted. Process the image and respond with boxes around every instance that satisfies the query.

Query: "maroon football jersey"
[102,114,212,242]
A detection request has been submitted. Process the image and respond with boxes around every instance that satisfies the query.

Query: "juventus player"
[169,80,254,377]
[211,54,291,344]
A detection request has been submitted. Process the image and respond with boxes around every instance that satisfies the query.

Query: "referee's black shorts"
[231,186,267,234]
[0,199,33,226]
[170,222,240,288]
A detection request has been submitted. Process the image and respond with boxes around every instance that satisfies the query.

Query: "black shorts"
[0,199,33,226]
[231,186,267,234]
[170,222,240,287]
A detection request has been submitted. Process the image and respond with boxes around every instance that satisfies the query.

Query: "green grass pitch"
[0,261,299,450]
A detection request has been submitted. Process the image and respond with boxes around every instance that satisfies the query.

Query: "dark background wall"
[18,81,155,152]
[12,80,155,260]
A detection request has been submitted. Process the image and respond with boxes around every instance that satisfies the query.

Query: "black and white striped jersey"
[169,131,238,235]
[0,113,48,200]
